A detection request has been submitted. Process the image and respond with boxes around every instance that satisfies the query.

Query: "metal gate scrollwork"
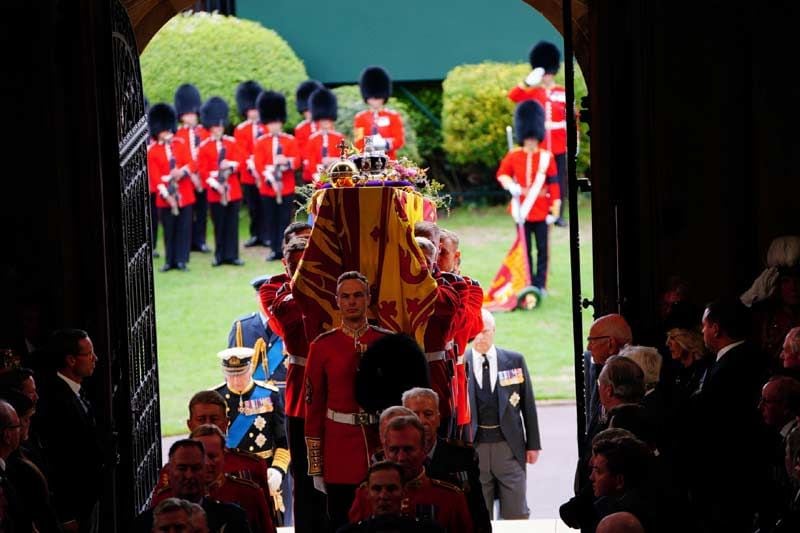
[111,0,162,514]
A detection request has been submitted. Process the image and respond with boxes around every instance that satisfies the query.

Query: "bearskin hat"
[309,88,338,121]
[514,100,546,144]
[295,80,323,114]
[147,103,176,137]
[529,41,561,74]
[174,83,202,116]
[257,90,287,124]
[200,96,229,129]
[355,333,430,413]
[235,80,263,117]
[359,66,392,102]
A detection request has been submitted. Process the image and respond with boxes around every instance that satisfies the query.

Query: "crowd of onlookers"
[558,258,800,532]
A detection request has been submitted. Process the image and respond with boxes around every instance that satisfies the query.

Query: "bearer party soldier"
[293,79,324,165]
[213,347,290,499]
[253,91,299,261]
[302,87,344,184]
[233,80,266,248]
[173,83,210,253]
[354,66,404,160]
[197,96,246,267]
[496,100,561,294]
[147,103,195,272]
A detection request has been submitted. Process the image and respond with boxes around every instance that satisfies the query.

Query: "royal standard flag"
[484,225,532,312]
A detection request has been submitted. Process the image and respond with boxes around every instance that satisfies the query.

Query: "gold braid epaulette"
[272,447,291,474]
[305,437,323,476]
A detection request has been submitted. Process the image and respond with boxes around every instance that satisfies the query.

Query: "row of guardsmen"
[145,66,405,272]
[195,217,485,531]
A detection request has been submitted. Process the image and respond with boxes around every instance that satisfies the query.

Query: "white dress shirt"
[472,345,498,392]
[57,371,82,397]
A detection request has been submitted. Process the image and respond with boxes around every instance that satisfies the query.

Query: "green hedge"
[332,85,420,163]
[442,62,589,176]
[394,83,443,165]
[141,11,308,128]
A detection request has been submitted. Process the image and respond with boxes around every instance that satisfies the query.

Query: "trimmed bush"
[141,11,308,128]
[332,85,420,162]
[442,62,589,176]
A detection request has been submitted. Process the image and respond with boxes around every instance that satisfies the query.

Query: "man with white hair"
[619,345,669,452]
[595,511,644,533]
[780,327,800,381]
[467,309,541,519]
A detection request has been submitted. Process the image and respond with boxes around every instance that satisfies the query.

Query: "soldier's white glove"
[312,475,327,494]
[545,214,557,225]
[267,467,283,493]
[525,67,545,87]
[507,182,522,197]
[206,177,221,190]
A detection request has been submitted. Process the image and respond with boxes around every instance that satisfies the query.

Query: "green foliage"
[442,61,590,176]
[331,85,420,163]
[141,11,308,128]
[394,83,444,165]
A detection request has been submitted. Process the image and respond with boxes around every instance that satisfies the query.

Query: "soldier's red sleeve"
[467,281,485,340]
[496,152,515,181]
[284,136,300,171]
[547,153,561,201]
[253,137,269,184]
[303,338,327,476]
[347,485,371,523]
[147,145,161,194]
[353,111,369,152]
[388,111,405,153]
[197,142,213,185]
[450,491,474,532]
[173,139,196,174]
[508,85,530,103]
[259,275,288,332]
[302,135,318,183]
[270,288,306,354]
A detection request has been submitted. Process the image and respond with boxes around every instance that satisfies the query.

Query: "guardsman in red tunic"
[147,103,196,272]
[152,424,277,533]
[234,80,266,248]
[304,271,391,531]
[348,416,473,532]
[253,91,299,261]
[497,101,561,292]
[353,66,405,160]
[509,41,571,227]
[293,80,323,158]
[303,88,344,184]
[173,83,211,253]
[197,96,246,267]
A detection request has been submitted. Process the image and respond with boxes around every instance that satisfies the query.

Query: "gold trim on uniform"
[306,437,323,476]
[273,447,291,473]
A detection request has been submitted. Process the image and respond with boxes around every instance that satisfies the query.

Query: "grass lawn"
[155,195,594,436]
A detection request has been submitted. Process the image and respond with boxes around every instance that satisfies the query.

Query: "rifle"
[216,139,232,206]
[263,137,288,205]
[163,142,181,216]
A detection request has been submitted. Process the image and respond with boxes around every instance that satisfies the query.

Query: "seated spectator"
[761,377,800,440]
[773,429,800,532]
[0,367,45,471]
[665,327,710,398]
[0,399,30,530]
[187,501,209,533]
[780,327,800,381]
[620,346,668,446]
[152,498,193,533]
[598,355,645,423]
[338,461,444,532]
[596,511,644,533]
[134,439,251,533]
[1,390,59,532]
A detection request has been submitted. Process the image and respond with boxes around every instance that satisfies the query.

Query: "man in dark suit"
[36,328,105,533]
[134,439,251,533]
[690,298,766,532]
[467,309,541,519]
[401,387,491,532]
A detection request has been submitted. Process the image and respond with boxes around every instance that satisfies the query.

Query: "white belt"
[545,120,567,129]
[425,351,447,362]
[326,409,378,426]
[287,355,307,366]
[456,355,466,364]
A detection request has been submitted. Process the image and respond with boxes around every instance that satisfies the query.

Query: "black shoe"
[244,236,260,248]
[176,263,189,271]
[228,258,245,266]
[211,258,222,267]
[159,264,172,272]
[555,218,568,227]
[152,250,160,258]
[266,252,283,262]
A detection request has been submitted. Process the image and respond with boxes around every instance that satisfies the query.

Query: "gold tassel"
[235,321,244,347]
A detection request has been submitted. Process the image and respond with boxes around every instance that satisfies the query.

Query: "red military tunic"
[294,119,318,158]
[422,278,460,424]
[152,473,276,533]
[348,471,473,532]
[270,283,310,418]
[304,326,389,484]
[353,108,405,160]
[302,129,344,183]
[197,135,246,204]
[147,137,196,209]
[234,119,265,186]
[496,147,560,223]
[253,132,300,197]
[174,123,210,162]
[508,85,567,155]
[259,273,290,329]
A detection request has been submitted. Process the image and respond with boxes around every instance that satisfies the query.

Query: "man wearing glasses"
[37,329,104,533]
